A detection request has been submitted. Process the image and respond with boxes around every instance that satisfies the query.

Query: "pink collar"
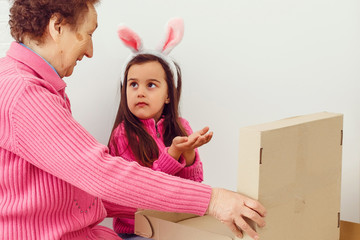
[7,42,66,92]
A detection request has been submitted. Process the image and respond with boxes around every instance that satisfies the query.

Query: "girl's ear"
[117,25,143,53]
[158,18,184,55]
[165,97,170,104]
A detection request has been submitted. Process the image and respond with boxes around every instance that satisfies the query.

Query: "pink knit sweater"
[0,42,212,240]
[109,118,204,234]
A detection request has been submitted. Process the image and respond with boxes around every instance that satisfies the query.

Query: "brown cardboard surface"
[340,220,360,240]
[135,211,232,240]
[135,112,343,240]
[238,112,343,239]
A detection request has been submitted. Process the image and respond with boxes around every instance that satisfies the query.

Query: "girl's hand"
[168,127,213,162]
[187,126,213,150]
[207,188,267,240]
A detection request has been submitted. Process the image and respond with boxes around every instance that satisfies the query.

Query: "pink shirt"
[109,118,204,233]
[0,42,212,240]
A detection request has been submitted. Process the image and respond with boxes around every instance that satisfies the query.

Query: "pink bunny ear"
[117,25,143,53]
[160,18,184,55]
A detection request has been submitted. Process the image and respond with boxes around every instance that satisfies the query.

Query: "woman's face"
[56,3,98,77]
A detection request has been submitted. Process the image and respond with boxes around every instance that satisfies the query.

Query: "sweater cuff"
[177,151,203,182]
[113,217,135,234]
[152,148,186,175]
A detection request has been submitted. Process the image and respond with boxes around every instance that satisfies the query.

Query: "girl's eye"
[148,83,156,88]
[129,82,138,88]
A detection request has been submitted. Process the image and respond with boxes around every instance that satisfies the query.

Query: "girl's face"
[126,61,170,122]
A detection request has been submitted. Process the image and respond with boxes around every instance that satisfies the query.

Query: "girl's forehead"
[128,61,166,78]
[129,60,163,69]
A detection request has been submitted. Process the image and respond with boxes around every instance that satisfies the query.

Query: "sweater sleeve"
[11,83,211,216]
[110,124,187,175]
[102,200,136,218]
[151,148,186,175]
[176,118,204,182]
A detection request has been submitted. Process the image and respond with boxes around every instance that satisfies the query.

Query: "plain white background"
[1,0,359,227]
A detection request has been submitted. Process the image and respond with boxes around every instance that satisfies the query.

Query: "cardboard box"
[340,220,360,240]
[135,211,233,240]
[135,112,343,240]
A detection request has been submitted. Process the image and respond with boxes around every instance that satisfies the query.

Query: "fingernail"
[255,235,260,240]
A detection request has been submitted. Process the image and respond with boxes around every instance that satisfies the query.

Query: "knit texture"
[109,118,204,233]
[0,42,212,240]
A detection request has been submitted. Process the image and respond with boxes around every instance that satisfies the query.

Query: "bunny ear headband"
[117,18,184,88]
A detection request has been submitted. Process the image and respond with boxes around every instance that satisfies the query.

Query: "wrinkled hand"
[207,188,266,240]
[168,127,213,162]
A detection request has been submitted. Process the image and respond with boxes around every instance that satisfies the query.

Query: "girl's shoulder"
[178,117,192,131]
[109,122,129,154]
[178,117,189,125]
[111,122,127,138]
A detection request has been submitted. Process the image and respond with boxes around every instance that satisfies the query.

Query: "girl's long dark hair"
[109,54,188,167]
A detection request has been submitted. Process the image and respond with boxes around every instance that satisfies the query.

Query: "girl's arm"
[110,125,187,175]
[177,148,203,182]
[175,118,211,182]
[151,149,186,175]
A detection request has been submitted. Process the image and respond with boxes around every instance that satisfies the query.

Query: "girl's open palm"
[172,126,213,152]
[168,126,213,165]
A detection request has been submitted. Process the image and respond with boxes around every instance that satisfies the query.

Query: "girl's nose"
[137,86,145,97]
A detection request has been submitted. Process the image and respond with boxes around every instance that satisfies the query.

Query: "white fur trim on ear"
[117,25,143,53]
[158,18,184,55]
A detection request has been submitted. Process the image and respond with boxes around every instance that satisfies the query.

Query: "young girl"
[108,19,213,239]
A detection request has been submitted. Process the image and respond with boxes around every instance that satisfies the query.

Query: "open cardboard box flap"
[135,210,235,240]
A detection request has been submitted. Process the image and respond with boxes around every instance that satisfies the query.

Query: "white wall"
[0,0,11,53]
[1,0,359,225]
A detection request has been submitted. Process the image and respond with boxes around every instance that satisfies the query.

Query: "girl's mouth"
[136,102,147,107]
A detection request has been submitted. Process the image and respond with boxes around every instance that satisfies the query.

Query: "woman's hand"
[207,188,266,240]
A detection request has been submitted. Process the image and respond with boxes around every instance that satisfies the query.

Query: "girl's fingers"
[172,136,188,145]
[198,126,210,135]
[175,128,212,151]
[205,132,213,142]
[193,132,213,148]
[177,136,199,149]
[188,135,200,143]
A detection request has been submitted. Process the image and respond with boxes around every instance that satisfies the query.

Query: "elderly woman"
[0,0,266,239]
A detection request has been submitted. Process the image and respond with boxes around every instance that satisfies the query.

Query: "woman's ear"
[165,97,170,104]
[48,13,63,42]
